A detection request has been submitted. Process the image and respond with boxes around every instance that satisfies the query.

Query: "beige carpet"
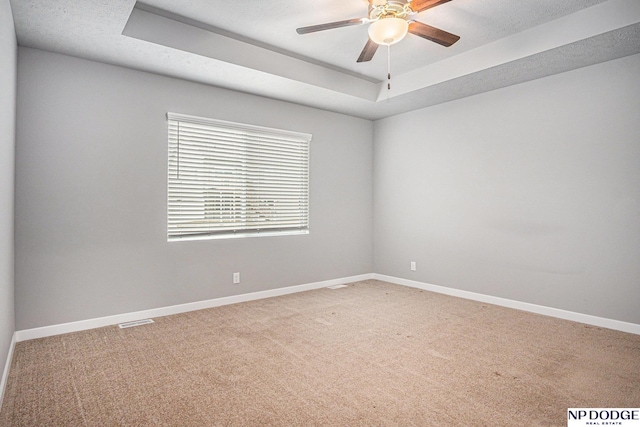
[1,280,639,426]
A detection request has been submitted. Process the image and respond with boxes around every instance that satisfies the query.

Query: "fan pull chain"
[387,44,391,92]
[384,44,393,101]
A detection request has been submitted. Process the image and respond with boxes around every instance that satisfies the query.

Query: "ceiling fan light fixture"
[368,17,409,46]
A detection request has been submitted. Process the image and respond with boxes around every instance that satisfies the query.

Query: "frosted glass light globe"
[368,17,409,46]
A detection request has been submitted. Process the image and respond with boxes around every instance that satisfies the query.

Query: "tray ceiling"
[10,0,640,119]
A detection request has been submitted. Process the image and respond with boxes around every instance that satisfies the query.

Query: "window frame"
[167,113,311,242]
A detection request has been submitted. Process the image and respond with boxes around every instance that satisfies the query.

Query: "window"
[167,113,311,241]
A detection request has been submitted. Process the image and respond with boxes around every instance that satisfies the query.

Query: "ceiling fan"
[296,0,460,63]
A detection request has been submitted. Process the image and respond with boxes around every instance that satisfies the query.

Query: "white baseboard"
[15,273,375,342]
[375,274,640,335]
[14,272,639,342]
[0,332,17,410]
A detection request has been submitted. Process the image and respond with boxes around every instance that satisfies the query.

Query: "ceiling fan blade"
[409,0,453,13]
[296,18,364,35]
[408,21,460,47]
[356,39,379,63]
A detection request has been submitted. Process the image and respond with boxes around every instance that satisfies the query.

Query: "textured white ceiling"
[141,0,608,80]
[9,0,640,119]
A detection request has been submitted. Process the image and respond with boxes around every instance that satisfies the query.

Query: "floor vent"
[118,319,154,329]
[327,284,348,290]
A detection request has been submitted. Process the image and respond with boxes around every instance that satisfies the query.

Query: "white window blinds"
[167,113,311,241]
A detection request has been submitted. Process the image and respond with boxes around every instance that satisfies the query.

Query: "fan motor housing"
[368,0,413,21]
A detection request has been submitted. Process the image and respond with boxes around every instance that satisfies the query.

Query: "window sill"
[168,229,309,242]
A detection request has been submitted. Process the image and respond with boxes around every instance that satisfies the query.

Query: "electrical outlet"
[410,261,416,271]
[233,272,240,284]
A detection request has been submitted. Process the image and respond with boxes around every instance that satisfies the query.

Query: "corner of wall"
[0,0,18,409]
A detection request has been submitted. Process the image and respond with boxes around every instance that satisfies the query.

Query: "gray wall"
[15,48,373,330]
[374,53,640,324]
[0,0,16,386]
[13,46,640,331]
[0,0,16,384]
